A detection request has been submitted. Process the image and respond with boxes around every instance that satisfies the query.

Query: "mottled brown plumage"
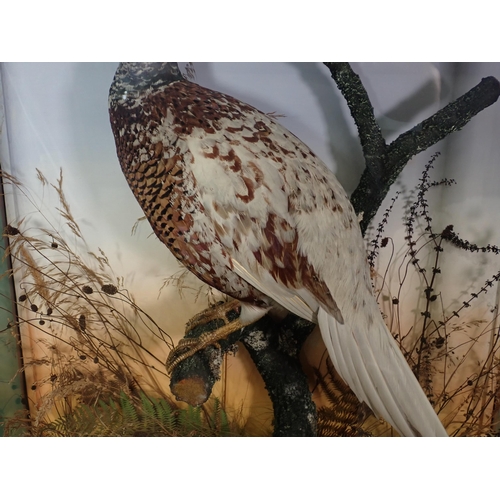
[109,64,342,318]
[108,63,447,436]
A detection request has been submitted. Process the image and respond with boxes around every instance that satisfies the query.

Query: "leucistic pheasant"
[108,62,448,437]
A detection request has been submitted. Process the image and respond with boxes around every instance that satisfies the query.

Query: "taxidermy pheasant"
[108,62,448,437]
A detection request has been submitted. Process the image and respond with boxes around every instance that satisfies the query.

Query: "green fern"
[178,404,202,436]
[209,398,230,436]
[155,398,177,432]
[138,392,157,434]
[18,391,238,437]
[120,391,139,431]
[218,407,230,436]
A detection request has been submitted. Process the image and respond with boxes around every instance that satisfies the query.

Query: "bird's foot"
[166,300,243,374]
[184,299,241,332]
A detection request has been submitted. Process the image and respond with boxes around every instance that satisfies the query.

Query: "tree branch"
[325,64,500,234]
[241,315,317,436]
[169,304,316,436]
[323,62,387,187]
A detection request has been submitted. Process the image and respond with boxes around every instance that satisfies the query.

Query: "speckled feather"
[109,63,448,437]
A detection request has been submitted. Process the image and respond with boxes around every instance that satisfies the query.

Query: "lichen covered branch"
[325,63,500,233]
[169,303,316,436]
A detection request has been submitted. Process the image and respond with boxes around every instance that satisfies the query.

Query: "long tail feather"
[318,307,448,437]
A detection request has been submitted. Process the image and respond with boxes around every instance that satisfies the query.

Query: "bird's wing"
[184,104,349,322]
[183,89,447,436]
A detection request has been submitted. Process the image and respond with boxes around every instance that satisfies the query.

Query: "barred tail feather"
[318,307,448,437]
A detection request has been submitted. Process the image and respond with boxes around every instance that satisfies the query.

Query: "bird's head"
[109,62,184,104]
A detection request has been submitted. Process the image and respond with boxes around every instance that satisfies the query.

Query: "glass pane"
[1,63,499,436]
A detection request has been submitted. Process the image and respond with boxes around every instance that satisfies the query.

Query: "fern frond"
[156,398,177,433]
[120,391,139,427]
[316,359,370,436]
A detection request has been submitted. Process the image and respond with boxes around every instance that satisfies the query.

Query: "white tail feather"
[318,307,448,437]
